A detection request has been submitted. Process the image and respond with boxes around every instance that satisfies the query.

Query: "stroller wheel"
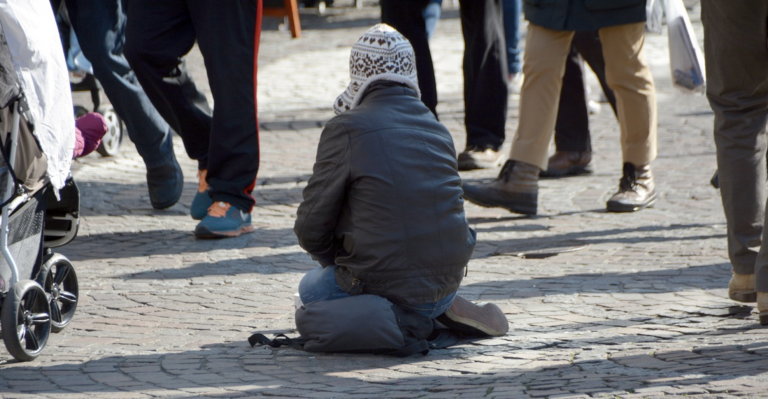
[96,105,124,157]
[1,280,51,361]
[36,254,78,333]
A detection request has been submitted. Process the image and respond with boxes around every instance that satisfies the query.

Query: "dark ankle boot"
[606,162,657,212]
[461,160,539,215]
[540,151,593,178]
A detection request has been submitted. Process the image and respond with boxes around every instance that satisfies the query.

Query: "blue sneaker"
[194,201,253,238]
[191,170,213,220]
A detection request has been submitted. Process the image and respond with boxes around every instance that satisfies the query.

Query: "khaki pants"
[510,22,657,171]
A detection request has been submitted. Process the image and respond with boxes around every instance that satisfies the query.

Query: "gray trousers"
[702,0,768,291]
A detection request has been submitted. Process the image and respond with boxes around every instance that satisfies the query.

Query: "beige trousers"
[510,22,657,171]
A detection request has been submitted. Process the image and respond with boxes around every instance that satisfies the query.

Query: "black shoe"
[146,154,183,209]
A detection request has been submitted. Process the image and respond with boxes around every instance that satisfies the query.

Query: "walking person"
[462,0,657,214]
[54,0,184,210]
[701,0,768,324]
[543,31,618,178]
[380,0,508,169]
[124,0,261,238]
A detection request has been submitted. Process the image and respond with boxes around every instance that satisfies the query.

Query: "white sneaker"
[508,72,523,95]
[588,99,601,114]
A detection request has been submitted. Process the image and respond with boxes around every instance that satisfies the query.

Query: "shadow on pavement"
[2,338,767,396]
[459,262,731,298]
[63,228,301,261]
[75,178,308,217]
[476,223,725,259]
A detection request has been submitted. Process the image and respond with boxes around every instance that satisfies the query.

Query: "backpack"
[249,295,460,357]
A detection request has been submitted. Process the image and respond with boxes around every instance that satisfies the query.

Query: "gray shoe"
[146,154,183,210]
[458,146,507,171]
[461,160,539,215]
[436,295,509,337]
[606,163,657,212]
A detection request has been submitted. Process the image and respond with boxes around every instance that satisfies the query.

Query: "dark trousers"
[554,31,617,153]
[459,0,508,151]
[57,0,174,168]
[702,0,768,291]
[125,0,261,212]
[381,0,438,117]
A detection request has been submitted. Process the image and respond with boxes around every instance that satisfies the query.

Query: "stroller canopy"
[0,0,75,191]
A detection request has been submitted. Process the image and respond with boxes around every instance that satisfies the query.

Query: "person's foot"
[194,201,254,239]
[729,273,756,302]
[436,295,509,337]
[461,160,539,215]
[758,292,768,326]
[508,72,524,95]
[540,151,593,178]
[458,145,507,171]
[191,170,213,220]
[606,163,657,212]
[588,99,602,114]
[146,154,183,210]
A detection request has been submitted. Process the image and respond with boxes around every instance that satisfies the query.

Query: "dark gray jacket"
[524,0,646,32]
[294,82,476,305]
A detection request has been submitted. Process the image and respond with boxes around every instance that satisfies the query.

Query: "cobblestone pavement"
[3,2,768,398]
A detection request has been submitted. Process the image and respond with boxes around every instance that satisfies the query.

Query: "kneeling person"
[294,24,508,337]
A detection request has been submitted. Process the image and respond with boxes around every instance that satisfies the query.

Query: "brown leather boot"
[462,160,539,215]
[729,273,756,302]
[758,292,768,326]
[540,151,593,178]
[606,163,657,212]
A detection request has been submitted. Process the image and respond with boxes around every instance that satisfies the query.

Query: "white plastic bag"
[665,0,706,93]
[645,0,664,34]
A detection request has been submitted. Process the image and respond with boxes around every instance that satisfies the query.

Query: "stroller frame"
[0,95,80,362]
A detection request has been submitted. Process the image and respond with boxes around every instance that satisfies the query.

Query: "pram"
[0,0,80,362]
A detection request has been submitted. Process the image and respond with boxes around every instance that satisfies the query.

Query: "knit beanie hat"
[334,23,421,115]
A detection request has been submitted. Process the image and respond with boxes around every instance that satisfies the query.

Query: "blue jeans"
[423,0,442,40]
[299,266,456,319]
[64,0,175,168]
[502,0,522,75]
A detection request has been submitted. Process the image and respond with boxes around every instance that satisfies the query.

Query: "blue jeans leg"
[422,0,442,40]
[398,291,456,319]
[299,266,456,319]
[67,0,174,168]
[298,266,351,305]
[502,0,522,74]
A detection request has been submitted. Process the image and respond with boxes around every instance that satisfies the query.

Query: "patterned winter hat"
[334,24,421,115]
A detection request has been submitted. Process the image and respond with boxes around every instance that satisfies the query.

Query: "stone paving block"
[3,2,768,398]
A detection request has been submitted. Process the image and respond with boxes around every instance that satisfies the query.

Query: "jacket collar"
[356,81,419,105]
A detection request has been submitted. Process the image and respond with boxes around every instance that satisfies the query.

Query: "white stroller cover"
[0,0,75,191]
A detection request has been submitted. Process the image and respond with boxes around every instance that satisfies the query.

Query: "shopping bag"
[665,0,706,93]
[645,0,663,34]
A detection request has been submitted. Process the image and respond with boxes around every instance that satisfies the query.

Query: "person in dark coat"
[462,0,657,215]
[294,25,508,337]
[701,0,768,325]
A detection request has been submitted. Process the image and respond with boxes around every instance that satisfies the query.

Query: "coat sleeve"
[294,120,350,266]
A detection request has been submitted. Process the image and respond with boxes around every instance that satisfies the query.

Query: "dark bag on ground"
[249,295,460,357]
